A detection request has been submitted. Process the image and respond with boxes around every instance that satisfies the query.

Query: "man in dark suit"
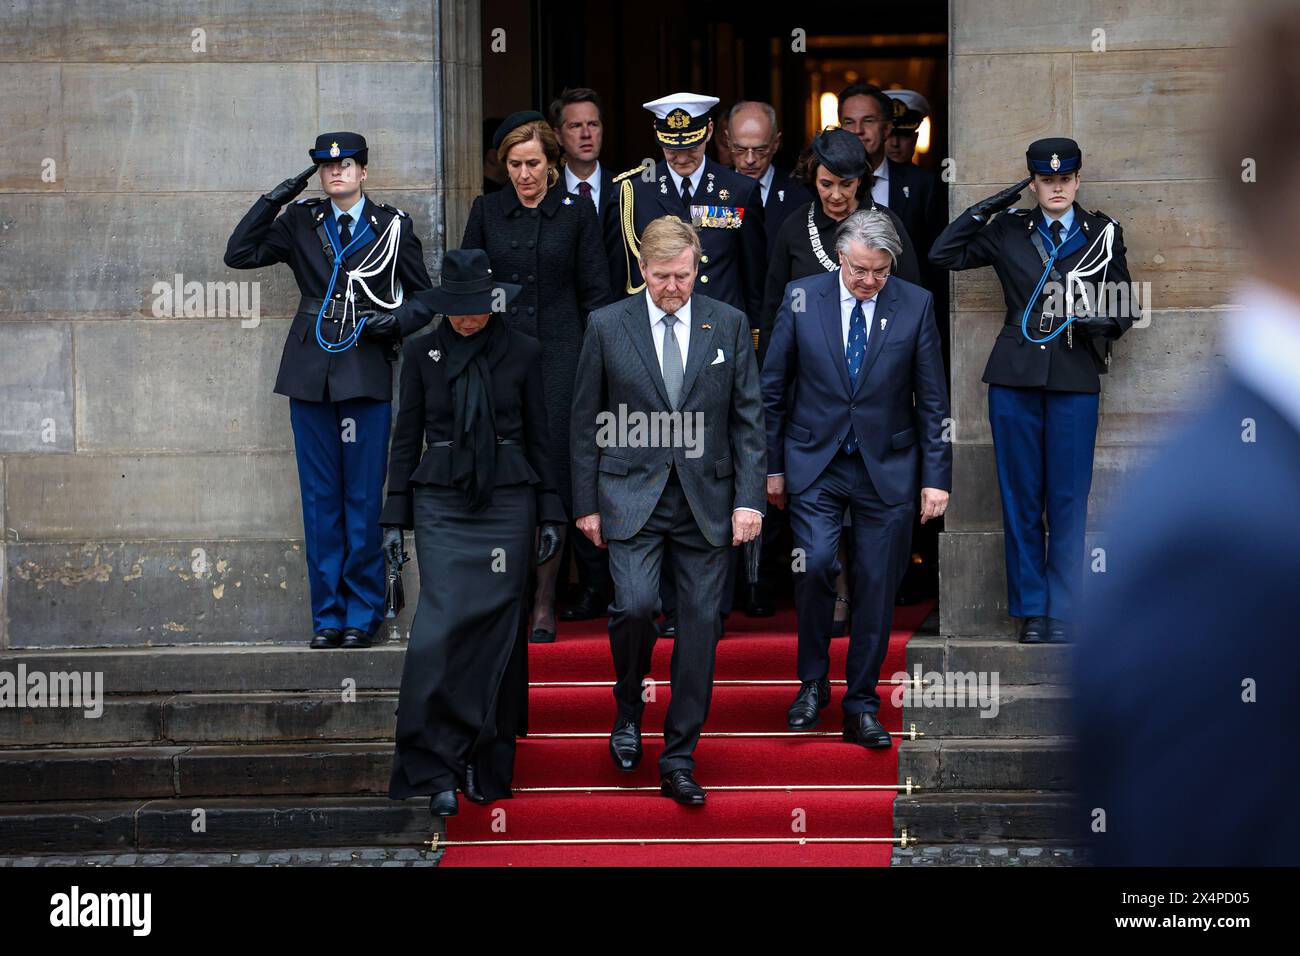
[612,92,767,322]
[1075,3,1300,865]
[763,208,950,746]
[726,100,812,248]
[571,216,766,804]
[224,132,433,650]
[549,86,618,621]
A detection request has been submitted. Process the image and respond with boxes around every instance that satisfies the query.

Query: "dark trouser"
[659,541,737,619]
[288,396,391,635]
[789,451,913,715]
[987,384,1099,622]
[570,522,612,592]
[607,474,729,774]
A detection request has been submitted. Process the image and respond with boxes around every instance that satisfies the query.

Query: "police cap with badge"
[644,92,718,149]
[1026,136,1081,176]
[885,90,931,135]
[310,131,369,166]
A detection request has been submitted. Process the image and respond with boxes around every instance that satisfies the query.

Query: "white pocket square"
[711,349,725,365]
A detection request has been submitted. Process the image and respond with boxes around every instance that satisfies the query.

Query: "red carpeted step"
[525,682,905,733]
[446,789,896,841]
[513,736,903,787]
[529,619,922,682]
[439,841,895,867]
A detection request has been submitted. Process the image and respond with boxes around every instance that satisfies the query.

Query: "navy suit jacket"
[761,270,951,503]
[762,166,813,247]
[1074,372,1300,865]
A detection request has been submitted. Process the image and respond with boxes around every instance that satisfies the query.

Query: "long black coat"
[379,322,566,530]
[224,195,433,402]
[462,185,613,510]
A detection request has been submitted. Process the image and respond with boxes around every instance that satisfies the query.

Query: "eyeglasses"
[845,263,891,281]
[729,145,772,158]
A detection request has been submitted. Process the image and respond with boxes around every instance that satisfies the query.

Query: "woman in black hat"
[462,110,614,643]
[757,127,920,635]
[381,248,566,817]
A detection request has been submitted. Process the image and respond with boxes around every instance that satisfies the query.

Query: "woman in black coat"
[759,127,920,360]
[462,111,613,642]
[381,249,566,818]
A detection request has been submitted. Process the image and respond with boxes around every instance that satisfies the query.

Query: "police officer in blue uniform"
[613,93,767,324]
[225,132,434,648]
[929,138,1135,644]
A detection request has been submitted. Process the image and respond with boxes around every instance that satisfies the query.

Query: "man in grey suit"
[572,216,766,805]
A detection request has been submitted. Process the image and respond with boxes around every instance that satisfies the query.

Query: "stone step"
[903,685,1071,737]
[898,737,1074,791]
[0,797,433,855]
[893,792,1076,843]
[905,636,1072,686]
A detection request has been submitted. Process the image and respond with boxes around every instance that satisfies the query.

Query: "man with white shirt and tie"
[571,216,766,804]
[726,100,812,249]
[762,209,950,747]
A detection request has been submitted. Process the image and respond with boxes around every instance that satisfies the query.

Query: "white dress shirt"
[1227,279,1300,433]
[645,292,761,518]
[840,269,878,350]
[666,163,705,201]
[564,161,602,212]
[757,164,776,206]
[870,158,890,208]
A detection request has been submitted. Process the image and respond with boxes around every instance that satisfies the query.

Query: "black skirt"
[389,483,535,802]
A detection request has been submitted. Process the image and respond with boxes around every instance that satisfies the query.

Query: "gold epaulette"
[615,164,652,294]
[613,160,653,184]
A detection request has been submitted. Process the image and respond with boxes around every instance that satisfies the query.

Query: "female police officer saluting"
[930,138,1135,644]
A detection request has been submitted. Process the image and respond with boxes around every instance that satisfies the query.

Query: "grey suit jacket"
[571,291,766,548]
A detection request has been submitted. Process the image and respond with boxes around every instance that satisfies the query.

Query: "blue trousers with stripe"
[987,384,1099,622]
[289,397,392,636]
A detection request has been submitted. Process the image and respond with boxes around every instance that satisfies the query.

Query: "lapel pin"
[429,349,441,362]
[370,214,378,224]
[562,195,573,205]
[660,181,668,194]
[700,323,712,330]
[778,189,785,202]
[903,185,911,199]
[706,179,714,193]
[880,318,888,331]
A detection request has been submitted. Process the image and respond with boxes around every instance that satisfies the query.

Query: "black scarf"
[439,316,508,512]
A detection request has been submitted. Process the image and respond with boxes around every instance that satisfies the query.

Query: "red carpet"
[440,602,934,867]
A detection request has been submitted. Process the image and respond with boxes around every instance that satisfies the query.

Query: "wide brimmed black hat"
[415,249,522,316]
[492,110,546,151]
[310,131,368,166]
[811,127,868,181]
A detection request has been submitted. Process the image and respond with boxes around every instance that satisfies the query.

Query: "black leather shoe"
[310,628,342,649]
[429,789,458,817]
[1018,616,1049,644]
[559,586,609,621]
[787,679,831,730]
[1047,617,1071,644]
[659,617,677,638]
[340,627,372,649]
[842,712,893,749]
[462,763,488,804]
[743,583,775,617]
[529,627,556,644]
[609,718,642,771]
[660,769,706,805]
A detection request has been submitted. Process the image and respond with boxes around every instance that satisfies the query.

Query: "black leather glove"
[970,177,1031,219]
[264,165,320,205]
[382,526,405,567]
[363,311,402,344]
[537,522,563,566]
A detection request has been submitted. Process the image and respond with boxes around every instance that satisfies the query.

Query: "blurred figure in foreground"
[1074,0,1300,865]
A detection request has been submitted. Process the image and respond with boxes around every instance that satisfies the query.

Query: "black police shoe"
[1018,616,1049,644]
[340,627,372,649]
[1047,617,1072,644]
[842,712,893,749]
[787,679,831,730]
[609,717,642,771]
[660,769,706,805]
[429,790,458,817]
[559,586,609,621]
[310,628,342,649]
[462,763,489,805]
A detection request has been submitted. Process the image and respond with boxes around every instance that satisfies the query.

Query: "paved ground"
[0,847,443,867]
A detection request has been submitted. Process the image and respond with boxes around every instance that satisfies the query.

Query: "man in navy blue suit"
[1074,3,1300,865]
[762,208,951,747]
